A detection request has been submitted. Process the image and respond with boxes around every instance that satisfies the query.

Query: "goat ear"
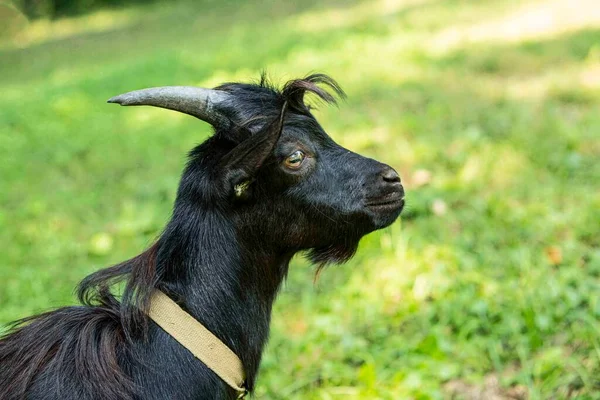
[219,104,287,196]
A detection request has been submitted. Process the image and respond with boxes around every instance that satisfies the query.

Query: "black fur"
[0,74,404,399]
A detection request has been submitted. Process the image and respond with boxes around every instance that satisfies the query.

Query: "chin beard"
[306,235,361,266]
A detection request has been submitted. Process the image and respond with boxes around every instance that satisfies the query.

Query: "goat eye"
[284,150,305,170]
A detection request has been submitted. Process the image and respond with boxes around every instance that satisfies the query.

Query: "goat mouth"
[365,196,405,212]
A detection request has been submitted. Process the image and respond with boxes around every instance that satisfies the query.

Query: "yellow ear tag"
[234,180,250,197]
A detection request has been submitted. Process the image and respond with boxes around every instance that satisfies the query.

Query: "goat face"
[109,74,404,265]
[228,108,404,264]
[212,77,404,265]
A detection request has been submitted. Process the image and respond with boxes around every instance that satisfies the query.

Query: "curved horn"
[107,86,232,128]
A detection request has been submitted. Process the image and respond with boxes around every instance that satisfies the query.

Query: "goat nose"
[381,167,401,184]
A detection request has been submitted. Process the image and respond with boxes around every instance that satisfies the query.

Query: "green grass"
[1,0,599,398]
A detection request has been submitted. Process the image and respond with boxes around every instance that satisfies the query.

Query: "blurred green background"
[1,0,599,398]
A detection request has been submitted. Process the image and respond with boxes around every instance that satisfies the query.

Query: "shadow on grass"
[0,0,370,84]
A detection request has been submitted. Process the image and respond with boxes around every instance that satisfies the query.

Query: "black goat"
[0,74,404,399]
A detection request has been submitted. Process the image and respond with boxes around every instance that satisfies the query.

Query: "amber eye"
[284,150,305,170]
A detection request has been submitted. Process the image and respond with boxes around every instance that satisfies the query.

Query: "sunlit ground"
[1,0,599,398]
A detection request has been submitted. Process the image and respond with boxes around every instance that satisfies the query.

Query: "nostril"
[381,167,401,184]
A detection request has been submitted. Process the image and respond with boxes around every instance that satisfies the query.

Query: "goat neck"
[153,201,292,393]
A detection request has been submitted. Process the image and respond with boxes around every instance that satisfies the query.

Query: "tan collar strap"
[147,291,246,396]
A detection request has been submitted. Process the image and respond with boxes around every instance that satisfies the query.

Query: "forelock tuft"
[212,73,345,132]
[282,74,346,113]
